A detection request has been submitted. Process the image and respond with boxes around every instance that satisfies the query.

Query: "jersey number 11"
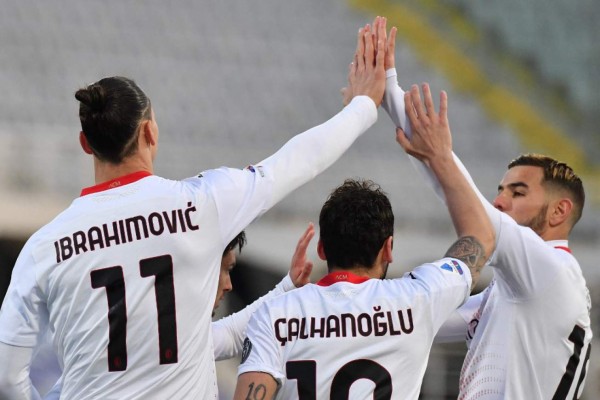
[90,254,178,372]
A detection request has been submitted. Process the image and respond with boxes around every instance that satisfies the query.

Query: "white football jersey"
[383,68,592,398]
[0,96,377,399]
[457,215,592,400]
[238,258,472,399]
[408,150,592,399]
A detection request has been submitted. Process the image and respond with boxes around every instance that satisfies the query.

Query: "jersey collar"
[80,171,153,196]
[548,239,571,253]
[316,271,370,286]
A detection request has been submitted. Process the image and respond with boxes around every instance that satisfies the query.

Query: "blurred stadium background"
[0,0,598,398]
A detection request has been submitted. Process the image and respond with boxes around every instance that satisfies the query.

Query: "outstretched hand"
[341,16,388,107]
[396,83,453,166]
[289,223,315,287]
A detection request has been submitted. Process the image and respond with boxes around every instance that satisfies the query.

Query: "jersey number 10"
[90,255,178,372]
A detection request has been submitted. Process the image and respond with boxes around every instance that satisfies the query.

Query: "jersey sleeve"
[434,291,484,343]
[381,67,411,138]
[487,215,573,298]
[213,275,294,361]
[407,257,472,332]
[0,240,48,348]
[195,96,377,244]
[236,302,286,384]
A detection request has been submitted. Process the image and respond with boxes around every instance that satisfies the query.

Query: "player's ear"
[79,131,93,155]
[140,119,156,147]
[317,239,327,261]
[549,197,573,227]
[383,236,393,263]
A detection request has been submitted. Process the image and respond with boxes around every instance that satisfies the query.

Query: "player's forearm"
[234,372,278,400]
[430,156,495,281]
[258,96,377,207]
[407,151,502,244]
[382,68,411,136]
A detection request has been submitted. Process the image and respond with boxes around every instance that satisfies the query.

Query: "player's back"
[240,260,471,400]
[28,175,227,399]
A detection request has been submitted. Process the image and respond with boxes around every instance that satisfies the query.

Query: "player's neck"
[93,155,153,185]
[539,226,570,242]
[329,266,379,279]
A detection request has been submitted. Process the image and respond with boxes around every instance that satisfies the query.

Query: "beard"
[523,203,549,236]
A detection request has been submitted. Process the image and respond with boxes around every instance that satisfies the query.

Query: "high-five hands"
[341,16,392,107]
[396,83,453,167]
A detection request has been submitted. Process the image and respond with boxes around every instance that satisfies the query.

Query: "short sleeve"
[488,212,570,299]
[406,257,472,331]
[237,302,285,384]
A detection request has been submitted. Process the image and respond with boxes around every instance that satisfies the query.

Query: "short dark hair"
[224,231,247,256]
[319,179,394,270]
[75,76,152,164]
[508,154,585,226]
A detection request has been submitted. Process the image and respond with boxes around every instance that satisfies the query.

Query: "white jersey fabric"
[381,70,592,399]
[455,228,592,399]
[38,275,297,400]
[238,259,472,399]
[0,96,377,400]
[213,274,295,361]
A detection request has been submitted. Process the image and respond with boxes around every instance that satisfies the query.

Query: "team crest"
[241,337,253,364]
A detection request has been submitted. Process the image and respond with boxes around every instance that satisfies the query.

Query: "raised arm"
[260,21,387,208]
[209,23,388,246]
[396,85,495,289]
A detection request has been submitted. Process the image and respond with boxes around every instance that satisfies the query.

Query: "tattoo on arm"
[445,236,486,276]
[245,382,268,400]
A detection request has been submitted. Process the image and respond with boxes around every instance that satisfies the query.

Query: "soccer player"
[232,110,497,398]
[0,23,386,399]
[40,226,315,399]
[385,70,592,397]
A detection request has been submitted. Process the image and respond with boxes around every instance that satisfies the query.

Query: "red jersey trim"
[316,271,370,286]
[80,171,153,196]
[554,246,572,254]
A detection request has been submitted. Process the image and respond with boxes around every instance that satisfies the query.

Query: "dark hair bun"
[75,84,106,112]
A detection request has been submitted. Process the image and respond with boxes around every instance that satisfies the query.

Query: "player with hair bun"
[0,24,387,399]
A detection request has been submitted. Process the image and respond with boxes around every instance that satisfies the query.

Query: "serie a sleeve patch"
[439,260,464,275]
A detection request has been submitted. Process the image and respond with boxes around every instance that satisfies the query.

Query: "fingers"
[410,84,426,121]
[293,223,315,263]
[297,222,315,249]
[378,16,387,46]
[363,28,375,71]
[386,26,397,69]
[439,90,448,122]
[388,27,397,55]
[396,127,411,151]
[290,223,315,287]
[375,31,386,69]
[297,260,314,283]
[422,83,435,118]
[356,25,369,73]
[404,91,419,128]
